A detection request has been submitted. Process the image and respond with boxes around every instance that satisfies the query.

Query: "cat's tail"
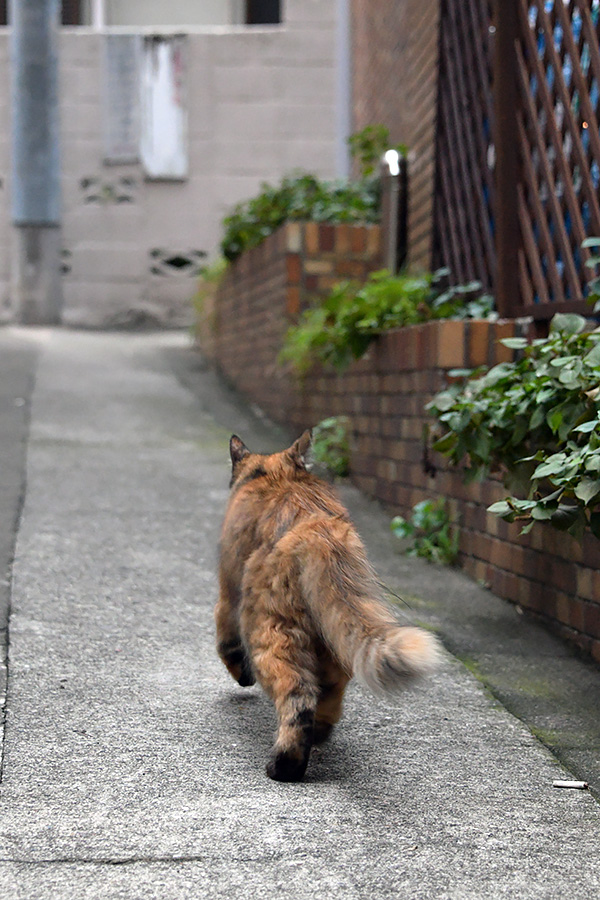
[279,516,442,695]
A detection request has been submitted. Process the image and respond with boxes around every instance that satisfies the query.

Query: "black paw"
[313,721,334,744]
[266,749,309,782]
[237,661,256,687]
[219,641,255,687]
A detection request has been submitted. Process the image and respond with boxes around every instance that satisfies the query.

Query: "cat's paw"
[218,640,256,687]
[266,749,309,782]
[236,664,255,687]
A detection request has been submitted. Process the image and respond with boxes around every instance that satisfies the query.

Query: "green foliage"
[192,256,228,341]
[391,499,459,565]
[220,172,380,263]
[428,312,600,539]
[279,269,495,374]
[219,125,410,263]
[312,416,351,477]
[347,124,406,177]
[192,256,227,313]
[583,237,600,317]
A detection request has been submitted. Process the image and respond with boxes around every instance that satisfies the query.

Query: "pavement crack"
[0,344,38,788]
[0,853,285,868]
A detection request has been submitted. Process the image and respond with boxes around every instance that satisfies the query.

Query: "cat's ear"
[290,430,312,467]
[230,435,250,466]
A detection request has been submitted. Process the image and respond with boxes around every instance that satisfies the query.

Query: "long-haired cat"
[216,431,441,781]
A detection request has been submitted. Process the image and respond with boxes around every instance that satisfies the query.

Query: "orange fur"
[216,431,441,781]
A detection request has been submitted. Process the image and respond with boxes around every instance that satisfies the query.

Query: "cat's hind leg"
[314,669,350,744]
[314,655,350,744]
[250,621,320,782]
[215,575,255,687]
[241,551,319,781]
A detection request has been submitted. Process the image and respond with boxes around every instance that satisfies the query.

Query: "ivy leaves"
[220,173,380,262]
[429,313,600,539]
[280,270,494,374]
[220,125,412,262]
[391,499,459,565]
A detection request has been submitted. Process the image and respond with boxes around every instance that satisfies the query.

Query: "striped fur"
[215,432,441,781]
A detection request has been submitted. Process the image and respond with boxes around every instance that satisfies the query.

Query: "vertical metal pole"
[492,0,520,318]
[10,0,63,325]
[380,154,400,273]
[92,0,106,30]
[335,0,351,178]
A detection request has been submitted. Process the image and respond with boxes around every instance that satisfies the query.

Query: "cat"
[216,430,441,782]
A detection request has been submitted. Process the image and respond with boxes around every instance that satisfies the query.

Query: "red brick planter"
[209,224,600,664]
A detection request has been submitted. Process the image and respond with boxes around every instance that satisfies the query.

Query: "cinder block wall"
[212,224,600,664]
[0,1,340,327]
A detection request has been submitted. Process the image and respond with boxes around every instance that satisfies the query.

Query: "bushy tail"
[278,516,442,695]
[352,623,441,695]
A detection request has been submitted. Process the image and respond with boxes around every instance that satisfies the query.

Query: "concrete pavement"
[0,327,599,899]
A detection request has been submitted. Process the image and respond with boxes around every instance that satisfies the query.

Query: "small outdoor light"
[381,149,401,272]
[383,148,401,177]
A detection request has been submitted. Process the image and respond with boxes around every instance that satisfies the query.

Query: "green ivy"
[279,269,495,374]
[312,416,351,477]
[428,312,600,539]
[220,172,381,263]
[347,124,407,177]
[583,236,600,309]
[391,499,459,565]
[219,126,409,263]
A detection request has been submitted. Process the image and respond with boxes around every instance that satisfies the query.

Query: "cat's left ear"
[290,430,312,468]
[230,435,250,466]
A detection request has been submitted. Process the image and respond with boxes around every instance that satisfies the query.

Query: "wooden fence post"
[493,0,521,317]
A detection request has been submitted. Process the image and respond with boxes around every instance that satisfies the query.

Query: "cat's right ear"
[230,435,250,466]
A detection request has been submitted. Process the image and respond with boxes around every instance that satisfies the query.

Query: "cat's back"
[256,471,350,544]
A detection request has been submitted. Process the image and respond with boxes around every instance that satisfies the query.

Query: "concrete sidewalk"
[0,327,599,899]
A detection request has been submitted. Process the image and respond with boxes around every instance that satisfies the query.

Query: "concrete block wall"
[0,0,341,327]
[210,224,600,665]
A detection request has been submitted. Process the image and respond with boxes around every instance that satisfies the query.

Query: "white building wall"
[0,0,341,328]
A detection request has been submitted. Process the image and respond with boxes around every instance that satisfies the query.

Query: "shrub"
[279,269,494,374]
[311,416,351,477]
[391,499,459,565]
[347,124,407,176]
[220,172,380,263]
[428,312,600,539]
[219,125,407,263]
[192,256,228,352]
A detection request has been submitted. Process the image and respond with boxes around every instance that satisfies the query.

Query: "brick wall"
[212,224,600,665]
[215,221,381,423]
[351,0,411,147]
[350,0,441,271]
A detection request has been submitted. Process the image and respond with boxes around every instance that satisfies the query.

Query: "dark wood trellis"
[432,0,496,292]
[514,0,600,316]
[433,0,600,320]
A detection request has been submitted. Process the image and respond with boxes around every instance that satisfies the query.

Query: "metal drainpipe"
[9,0,63,325]
[335,0,351,178]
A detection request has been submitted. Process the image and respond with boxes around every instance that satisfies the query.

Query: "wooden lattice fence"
[433,0,600,321]
[433,0,495,291]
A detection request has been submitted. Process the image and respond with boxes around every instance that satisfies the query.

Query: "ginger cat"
[216,431,441,782]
